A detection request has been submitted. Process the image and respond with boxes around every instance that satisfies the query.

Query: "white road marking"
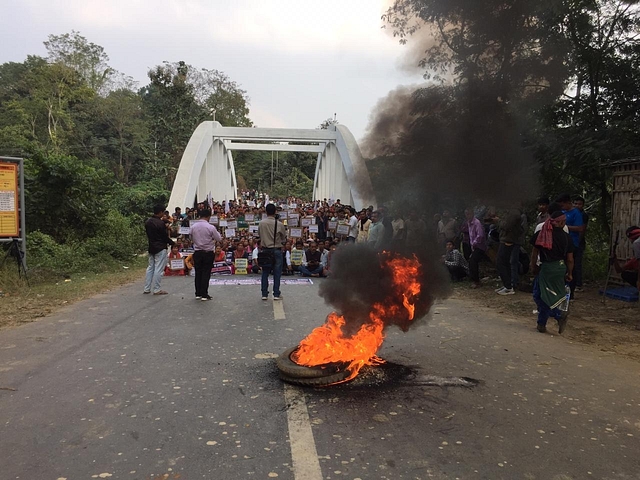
[273,300,286,320]
[283,384,323,480]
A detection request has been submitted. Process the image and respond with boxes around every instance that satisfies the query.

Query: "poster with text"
[289,227,303,238]
[0,162,19,237]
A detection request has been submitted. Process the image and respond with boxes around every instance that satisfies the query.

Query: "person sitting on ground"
[611,226,640,291]
[443,240,469,282]
[318,241,329,270]
[290,240,305,272]
[214,245,226,263]
[283,241,294,275]
[251,238,261,274]
[300,241,325,277]
[165,244,185,276]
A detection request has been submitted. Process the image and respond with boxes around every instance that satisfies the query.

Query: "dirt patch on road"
[453,279,640,362]
[0,268,146,331]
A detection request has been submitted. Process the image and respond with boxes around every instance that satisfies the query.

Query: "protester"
[555,193,584,299]
[438,209,458,247]
[529,210,574,334]
[466,208,490,289]
[143,204,175,295]
[611,226,640,291]
[572,195,588,291]
[164,244,185,276]
[404,211,427,251]
[347,208,358,243]
[190,208,222,301]
[443,240,469,281]
[536,196,550,225]
[367,210,385,250]
[300,241,325,277]
[258,204,287,300]
[492,208,524,295]
[356,210,371,243]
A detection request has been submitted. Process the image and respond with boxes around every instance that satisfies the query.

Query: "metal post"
[19,157,26,268]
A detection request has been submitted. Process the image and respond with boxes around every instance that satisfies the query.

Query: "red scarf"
[629,228,640,242]
[535,215,566,250]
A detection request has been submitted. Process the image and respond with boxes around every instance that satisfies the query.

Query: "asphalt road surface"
[1,274,639,480]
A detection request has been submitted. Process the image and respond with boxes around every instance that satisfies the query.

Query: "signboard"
[290,250,304,266]
[225,228,236,238]
[336,224,350,236]
[327,220,338,230]
[227,220,238,229]
[210,215,219,224]
[288,217,299,227]
[245,213,255,222]
[179,226,191,235]
[249,225,259,234]
[219,219,228,227]
[0,162,19,237]
[169,259,185,270]
[234,258,248,275]
[301,217,313,227]
[308,225,319,234]
[289,227,303,238]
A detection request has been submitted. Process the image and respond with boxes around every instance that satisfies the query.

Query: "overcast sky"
[0,0,424,141]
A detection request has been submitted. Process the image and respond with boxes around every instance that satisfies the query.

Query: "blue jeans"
[261,249,283,297]
[144,249,167,293]
[532,277,562,327]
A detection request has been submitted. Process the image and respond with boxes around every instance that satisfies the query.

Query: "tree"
[140,61,206,187]
[44,31,114,94]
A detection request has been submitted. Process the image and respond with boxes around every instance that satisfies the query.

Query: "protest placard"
[211,215,219,224]
[328,220,338,230]
[227,220,238,229]
[336,224,350,236]
[245,213,255,222]
[179,226,191,235]
[234,258,248,275]
[289,227,303,238]
[219,219,228,227]
[308,224,319,233]
[170,259,185,270]
[301,217,313,227]
[225,228,236,238]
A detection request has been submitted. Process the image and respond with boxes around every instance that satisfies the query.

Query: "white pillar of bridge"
[168,121,376,211]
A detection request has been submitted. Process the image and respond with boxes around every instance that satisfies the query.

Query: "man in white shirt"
[348,208,358,243]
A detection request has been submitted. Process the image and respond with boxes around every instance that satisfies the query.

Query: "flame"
[291,253,422,384]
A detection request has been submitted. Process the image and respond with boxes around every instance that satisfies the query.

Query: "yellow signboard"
[0,162,19,237]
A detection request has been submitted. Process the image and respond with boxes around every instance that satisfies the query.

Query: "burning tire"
[277,346,350,380]
[279,370,351,387]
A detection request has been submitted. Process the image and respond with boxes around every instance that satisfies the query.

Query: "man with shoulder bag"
[258,204,287,300]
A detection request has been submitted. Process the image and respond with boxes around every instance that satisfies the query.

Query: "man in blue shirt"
[555,193,584,299]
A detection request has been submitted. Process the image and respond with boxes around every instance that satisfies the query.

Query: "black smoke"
[318,243,450,334]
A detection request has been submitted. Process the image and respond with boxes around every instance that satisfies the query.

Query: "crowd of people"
[144,191,640,333]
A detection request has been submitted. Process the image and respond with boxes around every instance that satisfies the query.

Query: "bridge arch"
[168,121,376,211]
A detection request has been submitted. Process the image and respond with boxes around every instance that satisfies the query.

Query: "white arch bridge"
[168,121,376,211]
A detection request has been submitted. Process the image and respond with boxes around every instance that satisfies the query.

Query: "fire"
[291,253,422,383]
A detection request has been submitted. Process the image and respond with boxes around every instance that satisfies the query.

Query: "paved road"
[1,275,639,480]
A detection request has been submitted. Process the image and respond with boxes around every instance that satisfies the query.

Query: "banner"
[0,162,19,237]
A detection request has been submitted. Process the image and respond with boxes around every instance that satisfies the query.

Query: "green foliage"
[109,179,170,220]
[24,150,116,242]
[44,30,114,93]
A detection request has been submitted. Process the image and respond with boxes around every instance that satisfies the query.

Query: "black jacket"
[145,216,174,254]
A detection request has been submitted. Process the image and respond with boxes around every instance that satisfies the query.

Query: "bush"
[82,210,146,261]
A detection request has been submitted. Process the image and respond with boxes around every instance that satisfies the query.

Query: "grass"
[0,256,148,330]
